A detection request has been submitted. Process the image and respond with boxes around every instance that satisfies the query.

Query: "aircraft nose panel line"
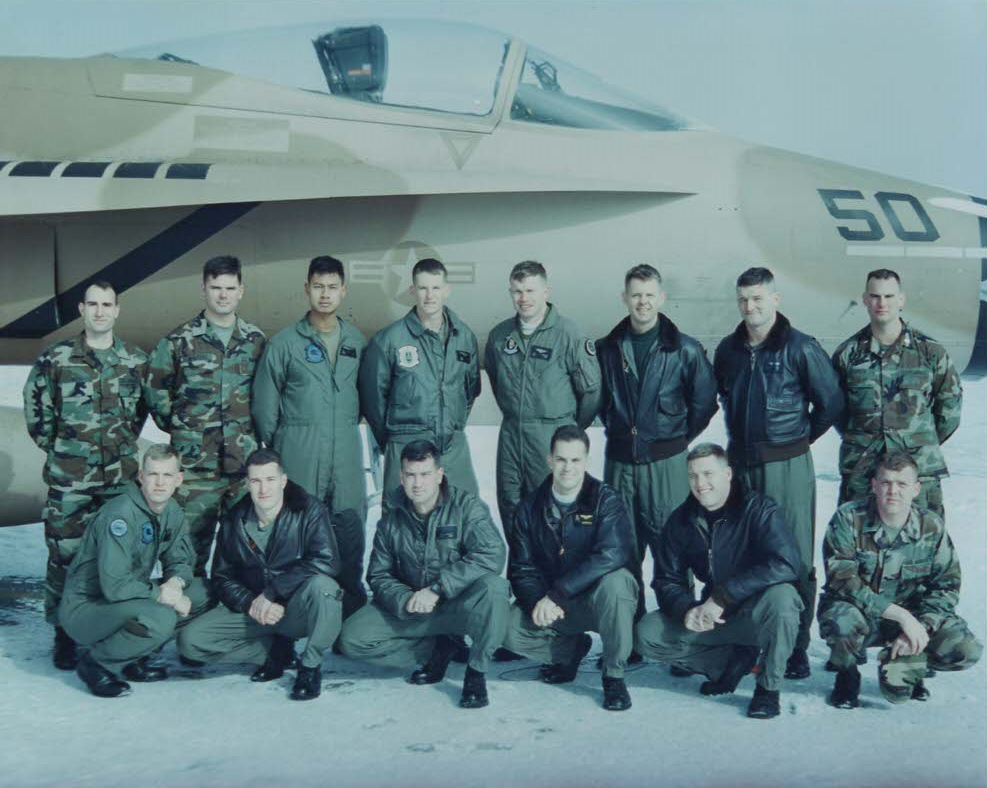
[964,195,987,377]
[0,201,258,340]
[0,161,212,180]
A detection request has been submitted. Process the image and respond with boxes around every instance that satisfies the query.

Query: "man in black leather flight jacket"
[713,267,844,680]
[635,443,802,719]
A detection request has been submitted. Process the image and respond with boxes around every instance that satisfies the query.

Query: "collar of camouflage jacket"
[68,333,134,363]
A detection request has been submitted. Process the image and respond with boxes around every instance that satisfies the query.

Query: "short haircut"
[401,439,442,467]
[246,448,284,472]
[550,424,589,454]
[308,255,345,283]
[412,258,447,281]
[624,264,662,290]
[866,268,902,287]
[202,255,242,283]
[82,279,119,303]
[141,443,180,470]
[736,267,775,289]
[875,450,919,477]
[509,260,547,283]
[687,442,729,465]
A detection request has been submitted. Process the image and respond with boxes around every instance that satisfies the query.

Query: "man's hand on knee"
[532,597,564,628]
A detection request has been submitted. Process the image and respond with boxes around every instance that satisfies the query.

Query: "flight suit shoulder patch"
[109,519,129,537]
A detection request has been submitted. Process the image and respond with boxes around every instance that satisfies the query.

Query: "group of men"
[23,252,981,717]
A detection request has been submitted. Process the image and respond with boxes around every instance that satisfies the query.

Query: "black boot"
[290,665,322,701]
[459,666,489,709]
[784,647,811,680]
[746,685,781,719]
[829,665,861,709]
[52,626,78,671]
[449,635,470,664]
[76,652,131,698]
[911,680,931,701]
[251,635,294,682]
[122,656,169,682]
[541,633,593,684]
[408,635,459,685]
[492,647,525,662]
[602,676,632,711]
[700,646,759,696]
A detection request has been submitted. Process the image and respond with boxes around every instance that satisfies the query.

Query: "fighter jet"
[0,19,984,525]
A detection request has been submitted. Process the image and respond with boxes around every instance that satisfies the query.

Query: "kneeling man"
[501,426,638,711]
[60,444,209,697]
[635,443,803,719]
[338,440,509,709]
[178,449,343,701]
[819,450,982,708]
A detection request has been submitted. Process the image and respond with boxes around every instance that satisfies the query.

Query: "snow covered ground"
[1,368,984,788]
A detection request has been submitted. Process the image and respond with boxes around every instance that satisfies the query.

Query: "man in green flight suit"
[144,255,266,575]
[252,256,368,617]
[485,260,601,537]
[59,444,210,697]
[831,268,962,517]
[338,440,510,709]
[819,451,982,708]
[359,258,481,503]
[23,279,148,670]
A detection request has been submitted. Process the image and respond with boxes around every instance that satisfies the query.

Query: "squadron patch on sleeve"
[305,342,326,363]
[141,522,155,545]
[503,337,519,355]
[585,339,596,357]
[109,519,129,537]
[397,345,420,368]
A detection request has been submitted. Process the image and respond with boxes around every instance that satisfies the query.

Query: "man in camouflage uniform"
[252,255,368,618]
[832,268,962,517]
[484,260,601,536]
[359,258,481,503]
[819,451,981,709]
[145,256,266,574]
[23,280,148,670]
[59,444,210,698]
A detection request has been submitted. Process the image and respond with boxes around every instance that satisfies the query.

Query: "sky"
[3,0,985,196]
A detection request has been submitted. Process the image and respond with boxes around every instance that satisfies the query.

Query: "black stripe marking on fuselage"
[10,161,60,176]
[0,202,260,339]
[62,162,112,178]
[113,162,163,179]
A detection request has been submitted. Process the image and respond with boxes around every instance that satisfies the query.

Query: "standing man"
[635,443,803,720]
[178,449,343,701]
[819,451,981,708]
[252,256,368,617]
[145,255,266,575]
[485,260,601,535]
[597,264,717,619]
[338,440,510,709]
[713,266,844,679]
[359,258,481,500]
[831,268,962,517]
[59,444,210,698]
[501,426,638,711]
[23,279,148,670]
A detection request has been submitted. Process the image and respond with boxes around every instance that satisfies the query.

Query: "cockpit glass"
[511,46,694,131]
[114,20,509,116]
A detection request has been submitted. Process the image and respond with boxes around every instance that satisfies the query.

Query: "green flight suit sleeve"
[913,530,961,632]
[358,335,393,448]
[436,497,506,598]
[821,508,894,619]
[251,340,287,446]
[483,332,502,407]
[566,333,602,429]
[929,346,962,445]
[94,514,156,602]
[22,353,56,451]
[143,336,177,431]
[366,519,415,619]
[465,332,482,416]
[159,519,195,589]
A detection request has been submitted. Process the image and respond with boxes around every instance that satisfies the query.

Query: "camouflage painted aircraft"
[1,20,984,525]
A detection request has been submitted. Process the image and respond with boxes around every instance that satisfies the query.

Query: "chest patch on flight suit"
[339,345,357,358]
[305,342,325,363]
[436,526,459,539]
[397,345,420,368]
[503,338,519,355]
[109,519,128,537]
[531,345,553,361]
[141,522,155,545]
[576,514,594,527]
[456,350,471,364]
